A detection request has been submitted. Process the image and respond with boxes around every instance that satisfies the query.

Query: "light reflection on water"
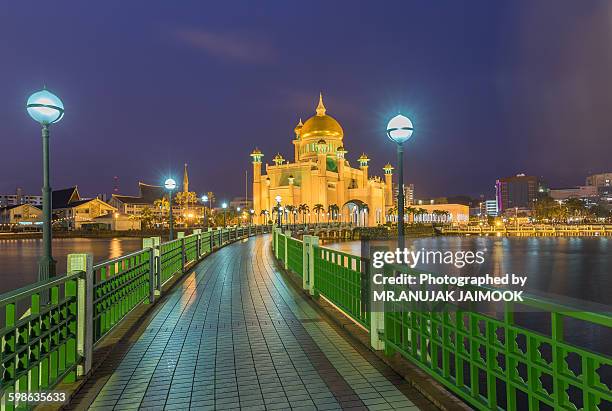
[0,237,144,293]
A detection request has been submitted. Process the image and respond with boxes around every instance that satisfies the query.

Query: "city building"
[52,187,117,230]
[0,204,42,227]
[0,187,42,207]
[111,182,166,216]
[411,204,469,224]
[495,174,541,212]
[586,172,612,204]
[549,186,598,201]
[251,93,393,226]
[81,212,141,231]
[393,184,414,206]
[485,199,498,216]
[229,197,253,211]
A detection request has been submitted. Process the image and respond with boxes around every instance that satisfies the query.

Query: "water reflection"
[0,237,144,293]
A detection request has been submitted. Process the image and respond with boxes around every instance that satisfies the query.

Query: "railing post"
[67,253,93,377]
[179,234,186,271]
[142,238,156,304]
[308,235,318,296]
[149,237,161,295]
[370,246,388,351]
[284,230,291,269]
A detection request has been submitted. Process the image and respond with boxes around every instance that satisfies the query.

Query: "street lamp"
[27,88,65,281]
[201,195,209,227]
[250,209,254,226]
[222,202,228,227]
[165,178,176,240]
[275,195,282,227]
[386,113,414,249]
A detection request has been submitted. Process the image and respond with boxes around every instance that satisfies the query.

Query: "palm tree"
[413,208,426,223]
[328,204,339,222]
[298,204,309,224]
[260,209,270,225]
[285,205,296,224]
[313,204,325,224]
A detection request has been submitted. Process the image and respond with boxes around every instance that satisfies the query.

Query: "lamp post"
[201,195,209,227]
[237,207,241,226]
[250,209,254,226]
[222,202,228,227]
[275,195,282,227]
[27,88,64,282]
[386,113,414,249]
[165,178,176,240]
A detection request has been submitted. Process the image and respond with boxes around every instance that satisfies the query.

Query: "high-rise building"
[495,174,540,212]
[0,188,43,207]
[393,183,414,206]
[485,200,498,216]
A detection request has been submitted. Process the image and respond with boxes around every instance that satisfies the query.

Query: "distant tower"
[113,176,119,194]
[183,163,189,193]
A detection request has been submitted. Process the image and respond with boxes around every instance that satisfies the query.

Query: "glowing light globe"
[275,195,282,203]
[27,89,64,125]
[222,202,228,209]
[164,178,176,190]
[201,195,208,202]
[386,114,413,144]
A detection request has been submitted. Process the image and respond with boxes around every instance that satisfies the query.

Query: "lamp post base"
[38,255,57,282]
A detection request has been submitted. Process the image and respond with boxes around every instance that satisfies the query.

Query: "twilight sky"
[1,1,611,203]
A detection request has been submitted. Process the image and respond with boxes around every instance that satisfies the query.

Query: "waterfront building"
[549,186,598,201]
[229,197,253,211]
[0,187,42,207]
[111,182,166,216]
[585,172,612,205]
[251,93,393,226]
[52,187,117,230]
[411,204,469,224]
[495,174,541,212]
[83,212,141,231]
[394,183,414,206]
[485,199,498,216]
[0,204,42,227]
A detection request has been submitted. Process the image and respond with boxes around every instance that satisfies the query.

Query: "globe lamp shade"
[386,114,413,144]
[164,178,177,190]
[27,89,64,125]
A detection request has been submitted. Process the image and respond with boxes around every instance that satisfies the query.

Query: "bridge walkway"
[68,235,434,411]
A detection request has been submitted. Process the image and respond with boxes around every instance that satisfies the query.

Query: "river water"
[0,237,144,293]
[325,236,612,307]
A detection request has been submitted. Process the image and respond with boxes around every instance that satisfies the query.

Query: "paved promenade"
[69,235,433,410]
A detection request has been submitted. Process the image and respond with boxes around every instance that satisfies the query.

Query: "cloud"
[173,28,276,64]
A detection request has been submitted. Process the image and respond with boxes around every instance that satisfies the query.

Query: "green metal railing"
[313,246,369,329]
[93,249,151,342]
[0,224,271,409]
[0,274,81,410]
[273,229,612,411]
[286,238,304,277]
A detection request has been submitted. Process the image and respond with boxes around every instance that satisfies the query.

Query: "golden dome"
[300,93,343,140]
[294,118,303,137]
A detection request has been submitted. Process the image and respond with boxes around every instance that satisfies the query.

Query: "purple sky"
[1,1,611,204]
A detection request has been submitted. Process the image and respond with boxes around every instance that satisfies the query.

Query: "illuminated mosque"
[251,93,394,226]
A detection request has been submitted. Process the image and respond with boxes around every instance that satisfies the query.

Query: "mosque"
[251,93,394,226]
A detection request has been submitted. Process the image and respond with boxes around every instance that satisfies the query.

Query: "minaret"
[383,163,394,209]
[250,148,264,222]
[358,154,370,188]
[293,119,302,162]
[183,163,189,193]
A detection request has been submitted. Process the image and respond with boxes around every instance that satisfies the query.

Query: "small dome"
[358,153,369,161]
[383,162,394,170]
[294,118,303,136]
[250,147,262,155]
